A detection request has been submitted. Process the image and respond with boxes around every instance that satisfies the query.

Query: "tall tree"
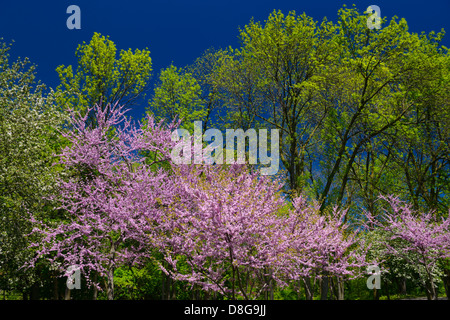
[213,10,338,197]
[28,103,178,300]
[315,6,441,212]
[147,48,228,134]
[0,40,65,298]
[147,64,206,133]
[390,45,449,214]
[210,6,449,217]
[342,25,450,218]
[55,32,152,124]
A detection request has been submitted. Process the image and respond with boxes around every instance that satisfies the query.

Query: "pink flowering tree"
[154,164,290,300]
[282,196,367,300]
[28,103,179,299]
[363,195,450,300]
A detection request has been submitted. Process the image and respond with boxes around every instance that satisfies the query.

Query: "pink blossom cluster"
[364,195,450,266]
[154,164,289,299]
[283,197,366,281]
[28,103,179,291]
[363,195,450,299]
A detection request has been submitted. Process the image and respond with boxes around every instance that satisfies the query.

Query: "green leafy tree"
[147,64,206,133]
[332,12,449,220]
[147,47,230,134]
[314,6,443,213]
[185,48,229,132]
[0,40,66,298]
[209,6,448,219]
[56,32,152,124]
[390,46,449,214]
[213,10,338,197]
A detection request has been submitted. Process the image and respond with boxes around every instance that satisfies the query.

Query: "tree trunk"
[162,272,166,300]
[303,277,313,300]
[268,268,274,300]
[53,272,59,300]
[442,268,450,300]
[269,279,274,300]
[398,277,407,296]
[93,272,98,300]
[333,277,344,300]
[65,287,71,300]
[170,277,176,300]
[320,276,329,300]
[425,278,437,300]
[106,241,116,300]
[373,287,380,300]
[30,282,40,300]
[106,268,114,300]
[424,263,438,300]
[163,273,173,300]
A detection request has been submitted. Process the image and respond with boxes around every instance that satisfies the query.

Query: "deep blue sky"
[1,0,449,120]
